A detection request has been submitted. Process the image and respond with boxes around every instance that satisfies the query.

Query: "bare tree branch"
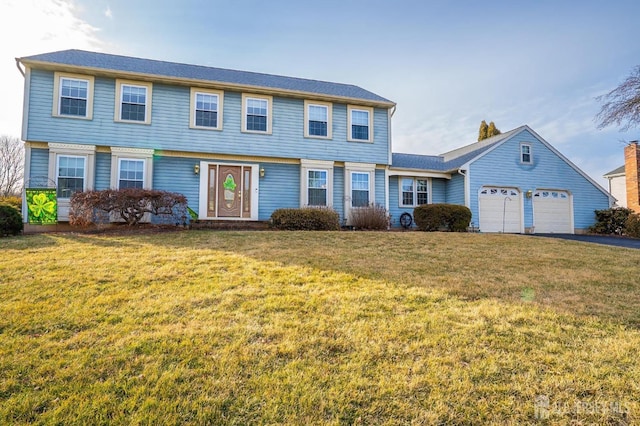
[595,65,640,131]
[0,135,24,197]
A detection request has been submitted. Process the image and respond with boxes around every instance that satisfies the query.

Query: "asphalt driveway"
[532,234,640,249]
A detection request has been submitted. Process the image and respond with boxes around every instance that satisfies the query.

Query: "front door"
[217,165,242,217]
[206,164,253,219]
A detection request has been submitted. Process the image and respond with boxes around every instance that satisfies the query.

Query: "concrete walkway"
[532,234,640,249]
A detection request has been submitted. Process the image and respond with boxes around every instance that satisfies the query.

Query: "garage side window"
[521,144,532,164]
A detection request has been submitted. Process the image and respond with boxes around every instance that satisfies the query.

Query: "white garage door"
[533,190,573,234]
[478,187,522,233]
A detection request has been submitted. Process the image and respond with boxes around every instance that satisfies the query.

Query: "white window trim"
[114,79,153,125]
[47,143,96,222]
[347,105,374,143]
[241,93,273,134]
[190,88,224,131]
[398,177,432,208]
[520,143,532,164]
[55,154,87,199]
[109,147,154,189]
[300,159,334,207]
[117,158,147,189]
[304,100,332,139]
[52,72,95,120]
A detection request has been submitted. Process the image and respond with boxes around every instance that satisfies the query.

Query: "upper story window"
[53,72,94,119]
[347,105,374,142]
[521,143,532,164]
[400,178,429,207]
[115,79,153,124]
[190,88,224,130]
[242,94,272,134]
[118,159,145,189]
[57,155,86,198]
[304,100,332,139]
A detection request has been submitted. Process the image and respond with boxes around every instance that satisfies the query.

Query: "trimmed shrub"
[626,213,640,238]
[70,189,188,227]
[0,196,21,210]
[271,207,340,231]
[0,204,23,236]
[589,207,633,235]
[414,203,471,232]
[350,204,389,230]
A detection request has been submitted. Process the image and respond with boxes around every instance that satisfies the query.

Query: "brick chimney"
[625,141,640,213]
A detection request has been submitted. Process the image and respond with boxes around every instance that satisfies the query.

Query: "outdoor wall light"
[194,164,200,175]
[260,167,265,178]
[526,189,533,198]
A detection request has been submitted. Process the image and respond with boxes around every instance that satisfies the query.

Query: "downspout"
[458,169,469,207]
[16,58,28,222]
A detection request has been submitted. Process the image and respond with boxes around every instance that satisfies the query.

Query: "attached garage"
[533,190,573,233]
[478,187,522,233]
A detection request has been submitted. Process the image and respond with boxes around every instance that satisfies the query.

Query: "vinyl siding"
[257,163,300,220]
[152,156,201,212]
[468,129,609,230]
[375,169,385,206]
[95,152,111,190]
[333,167,345,220]
[29,148,49,184]
[446,173,465,205]
[27,69,390,165]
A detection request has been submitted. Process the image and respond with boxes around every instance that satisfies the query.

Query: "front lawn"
[1,231,639,424]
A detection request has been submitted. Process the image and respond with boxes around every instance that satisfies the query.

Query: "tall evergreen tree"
[478,120,488,141]
[487,121,501,137]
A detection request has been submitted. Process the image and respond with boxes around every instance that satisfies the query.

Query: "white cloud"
[0,0,104,138]
[104,5,112,19]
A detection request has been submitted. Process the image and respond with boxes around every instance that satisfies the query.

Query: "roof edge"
[17,56,396,108]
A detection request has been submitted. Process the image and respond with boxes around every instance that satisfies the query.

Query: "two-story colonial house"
[17,49,394,225]
[17,50,612,233]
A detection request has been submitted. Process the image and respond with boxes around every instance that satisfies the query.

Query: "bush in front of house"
[625,213,640,238]
[69,189,188,227]
[0,196,22,211]
[0,204,23,236]
[270,207,340,231]
[589,207,633,235]
[349,204,389,230]
[413,203,471,232]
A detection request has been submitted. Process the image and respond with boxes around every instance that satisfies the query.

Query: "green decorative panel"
[26,188,57,225]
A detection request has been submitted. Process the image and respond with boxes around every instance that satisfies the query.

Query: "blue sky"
[2,0,640,185]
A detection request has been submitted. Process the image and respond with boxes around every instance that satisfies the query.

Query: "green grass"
[1,231,639,424]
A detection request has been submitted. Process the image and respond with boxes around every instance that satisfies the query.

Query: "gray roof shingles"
[392,142,499,172]
[20,49,393,104]
[603,165,625,176]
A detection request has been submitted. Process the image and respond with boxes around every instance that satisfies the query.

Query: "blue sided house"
[16,50,612,233]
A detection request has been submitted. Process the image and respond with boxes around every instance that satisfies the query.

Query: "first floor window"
[308,170,328,206]
[59,78,88,117]
[120,84,147,122]
[195,92,218,128]
[521,144,532,164]
[118,159,145,189]
[57,155,85,198]
[351,172,370,207]
[401,178,429,207]
[246,97,268,132]
[401,178,414,206]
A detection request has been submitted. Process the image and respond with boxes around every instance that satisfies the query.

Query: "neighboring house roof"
[17,49,394,107]
[603,165,625,178]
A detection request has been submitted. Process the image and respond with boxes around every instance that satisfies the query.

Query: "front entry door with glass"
[207,164,252,218]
